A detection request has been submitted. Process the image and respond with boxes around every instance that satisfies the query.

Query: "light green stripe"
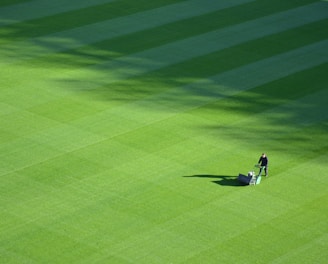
[0,0,118,26]
[0,0,255,63]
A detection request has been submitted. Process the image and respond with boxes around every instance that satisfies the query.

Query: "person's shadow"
[183,174,245,186]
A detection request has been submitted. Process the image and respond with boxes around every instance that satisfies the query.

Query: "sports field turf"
[1,0,327,263]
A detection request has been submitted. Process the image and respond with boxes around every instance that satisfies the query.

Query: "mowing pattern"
[0,0,327,263]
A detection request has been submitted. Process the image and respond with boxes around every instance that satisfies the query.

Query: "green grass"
[0,0,327,263]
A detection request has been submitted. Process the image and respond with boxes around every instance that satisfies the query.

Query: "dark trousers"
[259,166,268,176]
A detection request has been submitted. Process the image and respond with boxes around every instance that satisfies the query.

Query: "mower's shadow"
[183,175,245,187]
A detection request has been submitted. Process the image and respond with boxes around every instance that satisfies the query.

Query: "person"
[258,153,268,176]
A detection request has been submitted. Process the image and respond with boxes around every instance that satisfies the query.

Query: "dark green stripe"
[0,0,30,7]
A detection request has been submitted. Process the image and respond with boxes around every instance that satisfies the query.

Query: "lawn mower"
[238,165,265,185]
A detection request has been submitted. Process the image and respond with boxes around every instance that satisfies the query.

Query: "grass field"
[1,0,328,263]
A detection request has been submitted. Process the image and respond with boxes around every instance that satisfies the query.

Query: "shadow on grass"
[183,174,245,187]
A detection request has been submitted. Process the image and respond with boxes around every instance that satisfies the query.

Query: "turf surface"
[0,0,327,263]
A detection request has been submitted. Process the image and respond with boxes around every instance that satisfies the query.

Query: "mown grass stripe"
[0,0,28,6]
[0,0,118,26]
[0,0,186,40]
[0,0,254,62]
[14,16,326,105]
[97,41,328,123]
[20,0,323,70]
[131,18,328,90]
[5,0,315,42]
[76,0,318,58]
[44,2,328,91]
[0,0,31,8]
[1,13,326,113]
